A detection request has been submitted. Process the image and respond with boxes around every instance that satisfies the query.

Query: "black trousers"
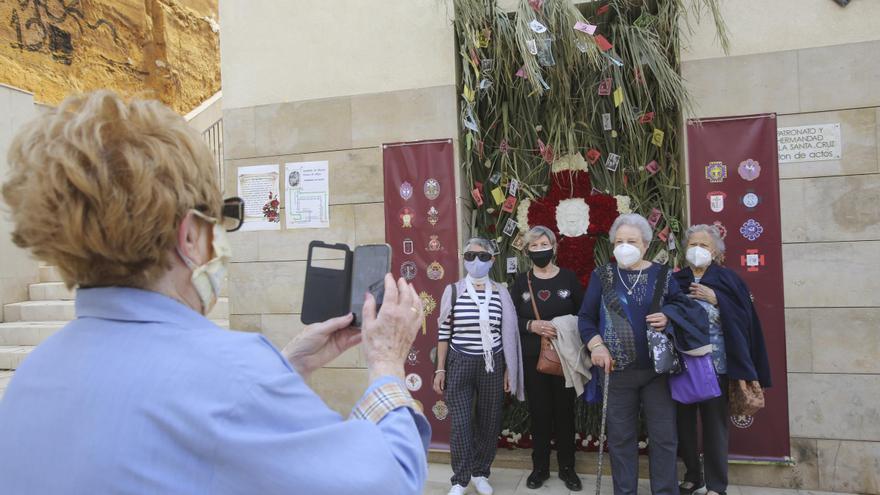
[523,353,577,472]
[677,376,730,493]
[446,349,506,487]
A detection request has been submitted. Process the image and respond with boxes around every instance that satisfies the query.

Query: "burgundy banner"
[686,114,791,461]
[383,139,458,450]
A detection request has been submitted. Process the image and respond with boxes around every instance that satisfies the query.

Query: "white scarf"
[465,274,495,372]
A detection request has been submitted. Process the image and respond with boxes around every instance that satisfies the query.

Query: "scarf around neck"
[465,274,495,372]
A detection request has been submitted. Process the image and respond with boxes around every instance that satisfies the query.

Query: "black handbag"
[646,266,681,374]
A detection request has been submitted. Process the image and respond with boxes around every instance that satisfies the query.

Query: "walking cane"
[595,361,613,495]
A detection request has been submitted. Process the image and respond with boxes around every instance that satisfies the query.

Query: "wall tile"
[305,368,370,417]
[350,86,457,148]
[257,313,363,369]
[798,41,880,113]
[682,50,800,118]
[228,230,260,263]
[253,97,352,156]
[785,309,812,373]
[817,439,880,494]
[777,108,878,179]
[781,174,880,243]
[354,202,387,245]
[789,373,880,441]
[287,148,384,205]
[258,205,357,262]
[228,261,306,315]
[808,308,880,374]
[229,314,260,333]
[222,106,256,160]
[782,241,880,308]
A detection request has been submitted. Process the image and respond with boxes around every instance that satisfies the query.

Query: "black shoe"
[526,469,550,489]
[679,481,705,495]
[559,466,583,491]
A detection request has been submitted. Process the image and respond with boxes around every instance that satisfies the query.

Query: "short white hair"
[523,225,556,249]
[685,224,726,255]
[609,213,652,245]
[463,237,493,253]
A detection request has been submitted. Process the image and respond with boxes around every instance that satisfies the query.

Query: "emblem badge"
[740,249,765,272]
[705,161,727,183]
[427,235,442,252]
[432,400,449,421]
[405,373,423,392]
[424,178,440,200]
[713,221,728,239]
[406,347,420,366]
[400,261,417,280]
[399,181,413,200]
[740,219,764,241]
[427,206,439,226]
[742,191,760,210]
[557,289,571,299]
[538,290,551,301]
[426,261,445,281]
[730,415,754,429]
[419,292,437,335]
[738,159,761,181]
[403,239,414,255]
[708,191,726,213]
[400,208,415,228]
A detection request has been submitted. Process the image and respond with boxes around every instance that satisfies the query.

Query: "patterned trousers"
[445,348,505,487]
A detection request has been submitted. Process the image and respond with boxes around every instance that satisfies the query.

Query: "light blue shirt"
[0,287,430,494]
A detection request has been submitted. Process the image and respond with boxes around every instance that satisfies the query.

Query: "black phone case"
[300,241,353,325]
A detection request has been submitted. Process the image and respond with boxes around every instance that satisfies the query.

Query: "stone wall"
[0,0,219,114]
[682,39,880,494]
[0,85,40,321]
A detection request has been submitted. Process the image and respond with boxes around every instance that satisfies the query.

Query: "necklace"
[617,265,645,295]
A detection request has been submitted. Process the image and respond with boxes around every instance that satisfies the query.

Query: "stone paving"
[423,463,853,495]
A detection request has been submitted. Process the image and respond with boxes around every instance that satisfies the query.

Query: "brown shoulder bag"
[528,272,564,376]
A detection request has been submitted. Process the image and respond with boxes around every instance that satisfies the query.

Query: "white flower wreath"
[517,198,532,232]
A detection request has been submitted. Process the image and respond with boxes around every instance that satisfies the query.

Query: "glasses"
[194,197,245,232]
[463,251,492,262]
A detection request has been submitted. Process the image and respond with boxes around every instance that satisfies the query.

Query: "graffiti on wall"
[8,0,120,65]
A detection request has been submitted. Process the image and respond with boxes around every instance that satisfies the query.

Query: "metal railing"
[202,118,224,194]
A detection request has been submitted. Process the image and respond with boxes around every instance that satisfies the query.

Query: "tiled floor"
[423,463,850,495]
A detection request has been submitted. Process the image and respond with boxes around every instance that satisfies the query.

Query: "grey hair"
[523,225,557,249]
[463,237,493,253]
[685,224,726,255]
[609,213,652,245]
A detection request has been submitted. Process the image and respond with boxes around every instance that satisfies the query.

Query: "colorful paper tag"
[648,207,663,228]
[491,187,505,205]
[503,218,518,237]
[506,256,518,274]
[613,87,624,107]
[605,153,620,172]
[508,178,520,196]
[574,21,597,35]
[502,195,517,213]
[471,187,484,207]
[651,128,665,147]
[529,19,548,33]
[598,77,612,96]
[658,226,670,242]
[602,113,613,131]
[645,160,660,175]
[595,34,613,52]
[586,148,601,164]
[639,112,655,124]
[527,39,538,55]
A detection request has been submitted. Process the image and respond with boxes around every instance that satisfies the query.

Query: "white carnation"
[551,153,588,173]
[615,195,632,214]
[556,198,590,237]
[517,198,532,233]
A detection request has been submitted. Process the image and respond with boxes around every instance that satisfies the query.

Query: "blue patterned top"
[695,277,727,374]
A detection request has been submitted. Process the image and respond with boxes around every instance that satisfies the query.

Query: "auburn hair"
[1,91,221,288]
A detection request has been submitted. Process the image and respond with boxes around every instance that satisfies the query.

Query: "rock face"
[1,0,220,114]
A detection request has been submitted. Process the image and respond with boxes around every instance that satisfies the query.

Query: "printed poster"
[285,161,330,229]
[237,164,281,231]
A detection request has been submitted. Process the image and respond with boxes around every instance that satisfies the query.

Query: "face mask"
[178,212,233,315]
[464,259,494,279]
[613,243,642,269]
[686,246,713,268]
[528,248,554,268]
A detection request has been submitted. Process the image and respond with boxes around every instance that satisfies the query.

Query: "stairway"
[0,266,229,400]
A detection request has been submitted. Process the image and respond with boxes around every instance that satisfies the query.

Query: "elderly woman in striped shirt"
[432,237,524,495]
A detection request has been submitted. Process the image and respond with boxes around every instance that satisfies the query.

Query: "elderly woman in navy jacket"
[674,224,771,495]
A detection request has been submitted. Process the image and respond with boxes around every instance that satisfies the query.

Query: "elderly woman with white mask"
[0,92,429,495]
[433,237,524,495]
[577,213,686,495]
[673,225,771,495]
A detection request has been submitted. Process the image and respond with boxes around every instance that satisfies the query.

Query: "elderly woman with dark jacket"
[578,213,707,495]
[674,225,771,495]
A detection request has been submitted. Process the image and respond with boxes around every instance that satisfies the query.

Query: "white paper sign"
[237,164,281,231]
[777,123,841,163]
[285,161,330,229]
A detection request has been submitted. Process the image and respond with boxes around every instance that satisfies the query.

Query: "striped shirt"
[439,289,503,356]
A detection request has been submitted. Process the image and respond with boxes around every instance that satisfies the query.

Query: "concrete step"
[0,321,67,346]
[39,265,63,283]
[0,370,14,400]
[3,298,227,322]
[28,282,75,301]
[3,300,74,322]
[0,346,33,370]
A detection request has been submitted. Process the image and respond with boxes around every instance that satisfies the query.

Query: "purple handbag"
[669,353,721,404]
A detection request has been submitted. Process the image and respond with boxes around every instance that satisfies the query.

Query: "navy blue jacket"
[674,265,772,387]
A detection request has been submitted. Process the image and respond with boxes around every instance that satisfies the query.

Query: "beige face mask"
[177,210,233,315]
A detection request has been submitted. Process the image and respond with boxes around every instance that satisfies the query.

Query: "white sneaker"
[447,484,467,495]
[471,476,493,495]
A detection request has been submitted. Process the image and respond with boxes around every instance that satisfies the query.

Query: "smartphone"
[350,244,391,327]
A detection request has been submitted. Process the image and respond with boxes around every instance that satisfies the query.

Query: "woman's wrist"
[588,340,606,352]
[368,361,405,382]
[434,369,446,375]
